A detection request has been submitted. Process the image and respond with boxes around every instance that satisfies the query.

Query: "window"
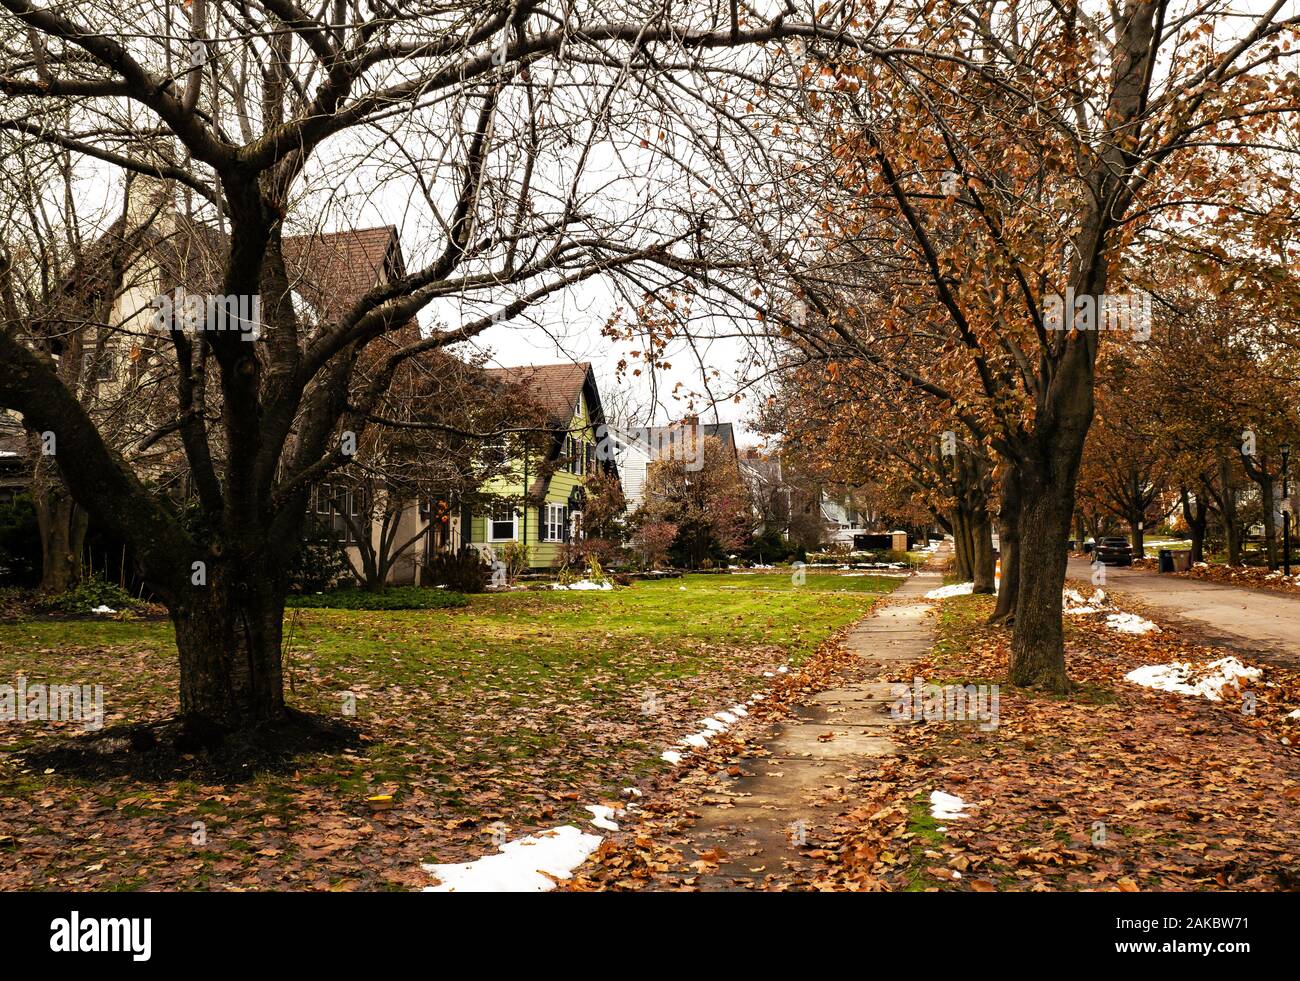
[566,434,587,475]
[489,503,516,541]
[82,350,114,383]
[306,483,361,544]
[543,503,566,542]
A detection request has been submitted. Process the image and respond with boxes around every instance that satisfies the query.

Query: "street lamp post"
[1283,444,1292,577]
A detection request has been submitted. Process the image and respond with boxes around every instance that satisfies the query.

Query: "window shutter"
[538,505,548,541]
[562,505,570,543]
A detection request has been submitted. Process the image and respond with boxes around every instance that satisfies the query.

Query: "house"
[615,417,737,509]
[459,362,618,570]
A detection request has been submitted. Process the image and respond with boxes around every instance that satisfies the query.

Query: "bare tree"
[0,1,883,738]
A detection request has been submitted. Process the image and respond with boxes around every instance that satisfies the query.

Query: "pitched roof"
[644,420,737,459]
[482,362,593,427]
[281,225,404,325]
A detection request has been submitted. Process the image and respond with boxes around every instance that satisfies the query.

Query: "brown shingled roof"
[482,362,592,427]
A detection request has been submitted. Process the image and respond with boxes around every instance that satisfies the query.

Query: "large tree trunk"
[1129,518,1145,560]
[989,467,1021,625]
[1010,464,1076,692]
[1259,475,1278,569]
[33,481,87,592]
[171,565,286,731]
[1181,486,1207,565]
[950,507,973,580]
[1217,454,1242,565]
[971,508,996,594]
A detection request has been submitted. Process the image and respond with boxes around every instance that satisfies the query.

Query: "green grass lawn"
[0,571,898,890]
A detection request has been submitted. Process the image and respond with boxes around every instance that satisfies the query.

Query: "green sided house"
[462,362,616,569]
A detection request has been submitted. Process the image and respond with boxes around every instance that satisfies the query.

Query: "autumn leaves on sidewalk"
[575,580,1300,891]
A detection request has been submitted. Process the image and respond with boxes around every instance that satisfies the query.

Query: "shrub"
[286,586,468,610]
[632,520,678,569]
[498,540,530,582]
[287,540,350,594]
[423,546,492,593]
[42,575,138,614]
[0,494,40,586]
[738,528,797,564]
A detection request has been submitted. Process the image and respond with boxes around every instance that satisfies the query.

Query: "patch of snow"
[681,732,711,748]
[551,579,613,591]
[1125,657,1263,702]
[925,582,974,600]
[730,705,748,717]
[660,749,683,764]
[715,711,738,725]
[1287,709,1300,720]
[929,790,969,820]
[621,787,642,797]
[700,717,728,733]
[422,825,602,892]
[90,605,117,615]
[777,665,789,674]
[1104,612,1161,635]
[585,805,619,832]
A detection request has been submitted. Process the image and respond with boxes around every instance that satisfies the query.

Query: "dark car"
[1094,537,1133,566]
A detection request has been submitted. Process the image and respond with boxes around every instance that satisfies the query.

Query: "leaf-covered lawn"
[0,572,896,891]
[814,590,1300,892]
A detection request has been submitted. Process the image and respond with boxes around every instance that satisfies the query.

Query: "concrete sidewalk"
[1067,556,1300,667]
[656,571,942,890]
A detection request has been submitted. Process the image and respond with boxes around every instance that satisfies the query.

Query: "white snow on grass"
[422,825,602,892]
[90,605,117,615]
[681,732,711,748]
[714,711,738,725]
[550,579,613,591]
[1063,588,1104,614]
[585,805,620,832]
[700,717,728,733]
[929,790,970,820]
[925,582,973,600]
[1063,588,1160,633]
[1287,709,1300,720]
[1104,612,1161,635]
[1125,657,1263,702]
[660,749,683,764]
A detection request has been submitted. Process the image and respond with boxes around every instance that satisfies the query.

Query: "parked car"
[1094,537,1133,566]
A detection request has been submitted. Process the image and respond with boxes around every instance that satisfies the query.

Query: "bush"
[286,586,468,610]
[0,494,40,586]
[42,575,138,614]
[738,528,798,564]
[497,540,530,582]
[423,546,492,593]
[287,540,351,594]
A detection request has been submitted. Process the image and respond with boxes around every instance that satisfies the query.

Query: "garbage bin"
[1158,549,1174,573]
[1082,542,1093,554]
[1172,551,1192,573]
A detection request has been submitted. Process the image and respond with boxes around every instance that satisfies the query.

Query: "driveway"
[1066,556,1300,667]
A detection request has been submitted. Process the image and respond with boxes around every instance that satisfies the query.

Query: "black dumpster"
[1158,549,1174,573]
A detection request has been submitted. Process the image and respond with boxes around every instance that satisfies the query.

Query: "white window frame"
[544,502,565,542]
[489,504,517,542]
